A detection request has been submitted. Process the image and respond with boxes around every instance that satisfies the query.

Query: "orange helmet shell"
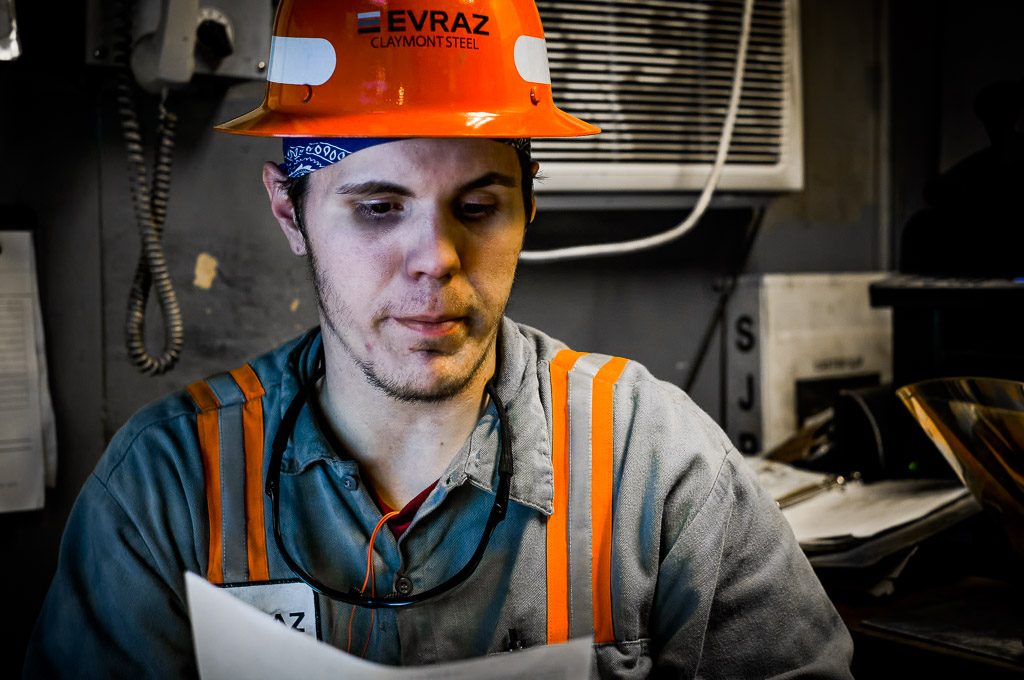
[216,0,599,138]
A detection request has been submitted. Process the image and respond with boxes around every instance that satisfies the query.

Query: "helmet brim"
[215,104,600,139]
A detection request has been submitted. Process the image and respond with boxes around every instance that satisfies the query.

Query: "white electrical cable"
[519,0,756,263]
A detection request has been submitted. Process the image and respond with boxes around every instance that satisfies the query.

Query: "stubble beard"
[305,248,504,404]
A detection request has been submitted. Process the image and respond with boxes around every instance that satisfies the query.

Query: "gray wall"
[1,0,905,671]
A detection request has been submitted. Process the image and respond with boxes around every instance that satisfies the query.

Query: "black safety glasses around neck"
[264,354,514,608]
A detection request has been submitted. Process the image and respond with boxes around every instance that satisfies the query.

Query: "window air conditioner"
[533,0,803,193]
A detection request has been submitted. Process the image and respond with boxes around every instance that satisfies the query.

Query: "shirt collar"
[277,320,555,515]
[456,317,554,514]
[277,330,354,475]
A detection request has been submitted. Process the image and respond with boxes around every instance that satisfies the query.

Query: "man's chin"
[364,347,494,404]
[365,371,477,404]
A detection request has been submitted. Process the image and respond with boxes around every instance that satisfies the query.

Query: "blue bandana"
[282,137,532,179]
[281,137,394,179]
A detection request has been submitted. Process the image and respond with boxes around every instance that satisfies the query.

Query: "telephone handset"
[129,0,199,93]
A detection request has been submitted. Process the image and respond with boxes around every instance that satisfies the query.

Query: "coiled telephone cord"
[113,0,185,375]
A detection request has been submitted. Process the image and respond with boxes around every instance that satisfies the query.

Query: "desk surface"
[821,516,1024,678]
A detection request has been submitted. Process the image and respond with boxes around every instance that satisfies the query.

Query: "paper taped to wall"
[0,0,20,61]
[0,231,56,512]
[185,572,594,679]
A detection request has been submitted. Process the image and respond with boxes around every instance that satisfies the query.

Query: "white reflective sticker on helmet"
[513,36,551,85]
[267,36,336,86]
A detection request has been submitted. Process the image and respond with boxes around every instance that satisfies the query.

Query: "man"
[26,0,854,677]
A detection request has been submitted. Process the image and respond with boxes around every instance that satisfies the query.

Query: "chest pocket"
[547,351,630,646]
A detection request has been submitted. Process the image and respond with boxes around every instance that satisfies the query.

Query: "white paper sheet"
[0,231,49,511]
[27,236,56,489]
[185,572,593,680]
[781,478,969,544]
[743,456,833,500]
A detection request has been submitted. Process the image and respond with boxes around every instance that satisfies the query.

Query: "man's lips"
[392,315,466,337]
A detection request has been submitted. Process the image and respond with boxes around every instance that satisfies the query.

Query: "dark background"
[2,0,1022,674]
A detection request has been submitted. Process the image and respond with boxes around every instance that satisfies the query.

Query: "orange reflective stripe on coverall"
[186,380,223,583]
[548,349,629,645]
[188,364,270,585]
[547,349,587,643]
[229,364,270,582]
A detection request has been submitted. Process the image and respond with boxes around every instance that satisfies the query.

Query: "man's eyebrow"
[333,172,518,197]
[334,181,414,197]
[460,172,519,192]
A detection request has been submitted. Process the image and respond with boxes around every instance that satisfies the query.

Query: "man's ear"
[262,161,307,256]
[529,161,540,223]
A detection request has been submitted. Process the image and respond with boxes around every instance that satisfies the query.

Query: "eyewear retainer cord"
[347,508,401,656]
[265,362,513,609]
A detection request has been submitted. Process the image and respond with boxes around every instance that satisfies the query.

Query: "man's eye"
[356,201,399,219]
[462,202,497,218]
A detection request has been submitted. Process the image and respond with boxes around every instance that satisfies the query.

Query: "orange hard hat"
[215,0,599,139]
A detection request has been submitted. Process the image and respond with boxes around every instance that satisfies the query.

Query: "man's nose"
[404,207,462,280]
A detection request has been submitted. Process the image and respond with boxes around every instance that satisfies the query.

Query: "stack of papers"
[0,231,56,512]
[746,457,981,568]
[745,458,834,502]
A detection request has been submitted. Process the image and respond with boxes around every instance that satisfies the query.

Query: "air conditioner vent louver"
[533,0,802,192]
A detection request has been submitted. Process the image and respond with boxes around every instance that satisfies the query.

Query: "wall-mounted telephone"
[86,0,271,374]
[87,0,271,84]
